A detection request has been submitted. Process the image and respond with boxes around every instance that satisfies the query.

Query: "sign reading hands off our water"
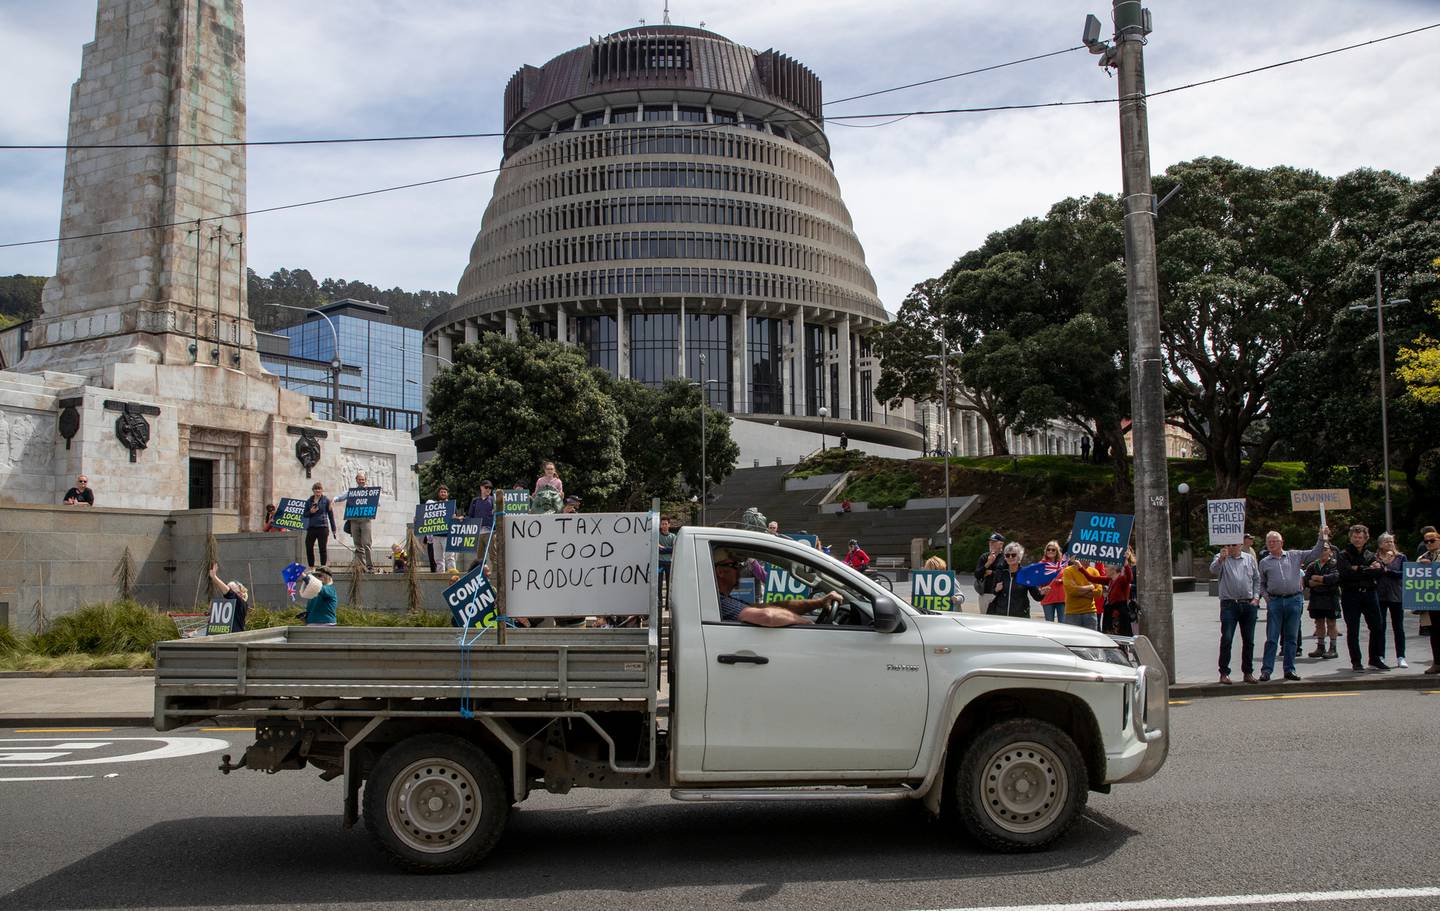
[1067,511,1134,564]
[342,487,382,521]
[503,512,655,617]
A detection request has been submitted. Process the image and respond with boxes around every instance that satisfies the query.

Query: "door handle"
[717,653,769,665]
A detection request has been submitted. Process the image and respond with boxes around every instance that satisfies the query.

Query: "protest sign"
[911,570,957,611]
[502,490,531,515]
[342,486,382,521]
[414,501,452,537]
[1290,489,1351,512]
[447,521,483,554]
[763,566,813,602]
[1403,562,1440,612]
[444,563,499,629]
[206,598,235,636]
[1067,511,1134,564]
[1206,498,1247,546]
[272,497,307,531]
[502,512,654,617]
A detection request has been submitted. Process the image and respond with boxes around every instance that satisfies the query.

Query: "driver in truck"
[714,547,841,627]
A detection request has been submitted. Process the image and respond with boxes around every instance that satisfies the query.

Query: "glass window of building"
[686,313,731,409]
[610,106,638,124]
[629,312,678,387]
[574,314,617,374]
[642,104,673,121]
[580,111,605,129]
[677,105,707,122]
[747,316,786,415]
[805,323,827,417]
[712,110,737,125]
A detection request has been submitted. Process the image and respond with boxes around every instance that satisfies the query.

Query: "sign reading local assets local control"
[1067,511,1134,564]
[1402,562,1440,612]
[272,497,307,531]
[503,512,655,617]
[342,486,382,521]
[911,570,957,611]
[1207,498,1247,546]
[414,501,453,537]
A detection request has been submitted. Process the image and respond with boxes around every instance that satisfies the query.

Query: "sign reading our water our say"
[271,497,308,531]
[1402,562,1440,612]
[342,486,383,521]
[444,563,499,629]
[1206,498,1247,546]
[911,570,958,611]
[414,500,453,537]
[1067,511,1134,564]
[503,512,655,617]
[764,566,813,602]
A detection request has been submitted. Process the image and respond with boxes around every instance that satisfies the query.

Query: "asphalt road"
[2,690,1437,911]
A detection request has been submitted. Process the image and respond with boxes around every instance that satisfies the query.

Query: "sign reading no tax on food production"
[763,566,812,603]
[413,501,453,537]
[1067,511,1134,564]
[1290,488,1352,512]
[911,570,957,611]
[342,486,383,521]
[503,512,655,617]
[444,563,498,629]
[272,497,308,531]
[1207,498,1247,546]
[1402,562,1440,612]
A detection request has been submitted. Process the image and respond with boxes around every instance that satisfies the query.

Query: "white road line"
[0,736,227,767]
[915,886,1440,911]
[0,775,95,782]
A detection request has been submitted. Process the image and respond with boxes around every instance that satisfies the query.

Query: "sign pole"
[494,494,507,645]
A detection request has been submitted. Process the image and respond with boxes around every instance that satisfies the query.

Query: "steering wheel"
[813,593,840,625]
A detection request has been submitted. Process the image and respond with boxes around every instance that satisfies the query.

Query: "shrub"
[0,624,20,656]
[788,448,867,480]
[842,469,921,509]
[30,601,179,656]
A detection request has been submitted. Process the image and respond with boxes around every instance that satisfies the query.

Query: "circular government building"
[423,24,925,455]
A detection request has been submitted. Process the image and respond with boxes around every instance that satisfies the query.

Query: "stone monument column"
[17,0,257,382]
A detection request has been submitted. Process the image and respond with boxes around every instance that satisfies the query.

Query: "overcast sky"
[1,1,1436,312]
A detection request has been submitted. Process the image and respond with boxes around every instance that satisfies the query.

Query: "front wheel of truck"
[952,718,1087,851]
[363,734,509,873]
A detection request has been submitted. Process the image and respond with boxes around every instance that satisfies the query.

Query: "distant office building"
[261,299,423,432]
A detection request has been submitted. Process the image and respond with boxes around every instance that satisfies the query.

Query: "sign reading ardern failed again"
[503,512,655,617]
[1067,511,1134,564]
[1207,498,1247,546]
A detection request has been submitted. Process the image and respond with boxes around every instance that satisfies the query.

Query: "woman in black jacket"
[1304,544,1340,658]
[987,543,1046,619]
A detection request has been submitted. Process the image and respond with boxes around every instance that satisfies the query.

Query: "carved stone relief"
[341,449,397,497]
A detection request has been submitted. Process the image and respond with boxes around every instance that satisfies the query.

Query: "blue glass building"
[260,299,423,432]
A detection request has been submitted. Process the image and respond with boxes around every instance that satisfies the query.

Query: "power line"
[824,45,1085,106]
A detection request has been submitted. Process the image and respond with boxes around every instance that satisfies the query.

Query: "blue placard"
[764,566,812,603]
[447,521,483,554]
[1403,562,1440,611]
[343,486,382,521]
[783,533,819,549]
[911,570,957,611]
[444,563,498,629]
[1067,511,1134,564]
[414,501,453,537]
[272,497,307,531]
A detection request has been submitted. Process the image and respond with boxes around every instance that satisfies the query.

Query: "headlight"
[1068,645,1136,667]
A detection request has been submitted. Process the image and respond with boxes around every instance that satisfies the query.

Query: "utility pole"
[1087,2,1175,679]
[1375,269,1394,533]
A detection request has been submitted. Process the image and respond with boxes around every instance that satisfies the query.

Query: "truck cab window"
[710,543,874,627]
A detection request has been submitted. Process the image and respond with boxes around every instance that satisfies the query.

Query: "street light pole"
[928,337,959,573]
[275,303,342,421]
[691,353,716,526]
[1364,269,1409,533]
[819,406,829,451]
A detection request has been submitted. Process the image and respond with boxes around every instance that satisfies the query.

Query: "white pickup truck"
[154,523,1168,872]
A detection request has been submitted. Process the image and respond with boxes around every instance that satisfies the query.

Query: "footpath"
[1,589,1433,727]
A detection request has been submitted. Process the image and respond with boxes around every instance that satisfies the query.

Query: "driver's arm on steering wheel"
[788,590,843,617]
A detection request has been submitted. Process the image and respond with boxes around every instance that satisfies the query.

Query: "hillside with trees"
[246,268,455,332]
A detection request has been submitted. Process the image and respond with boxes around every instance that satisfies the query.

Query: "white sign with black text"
[502,512,655,617]
[1206,498,1247,546]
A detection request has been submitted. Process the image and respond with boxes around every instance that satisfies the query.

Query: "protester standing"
[302,567,338,626]
[1104,547,1137,636]
[1061,558,1104,629]
[206,562,249,633]
[990,543,1043,618]
[1211,541,1262,684]
[1257,529,1327,681]
[658,515,677,606]
[62,475,94,506]
[974,533,1006,613]
[1375,533,1408,668]
[1416,526,1440,674]
[1337,524,1387,671]
[1304,544,1342,659]
[303,482,336,568]
[426,485,460,573]
[534,461,565,499]
[336,471,376,573]
[1038,540,1066,622]
[466,480,496,531]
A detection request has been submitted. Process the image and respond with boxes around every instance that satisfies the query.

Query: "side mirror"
[873,593,903,634]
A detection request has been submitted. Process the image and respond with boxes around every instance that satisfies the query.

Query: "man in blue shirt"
[465,480,495,531]
[713,547,837,627]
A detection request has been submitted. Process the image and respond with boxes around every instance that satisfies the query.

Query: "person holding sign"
[335,471,379,573]
[1061,558,1105,630]
[1374,534,1408,668]
[1257,529,1327,681]
[1336,524,1388,671]
[205,562,249,633]
[1416,527,1440,674]
[304,482,337,568]
[714,546,839,627]
[427,485,462,573]
[1210,541,1262,684]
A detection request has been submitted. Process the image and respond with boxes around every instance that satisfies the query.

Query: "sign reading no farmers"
[1067,511,1134,564]
[503,512,655,617]
[1207,498,1247,546]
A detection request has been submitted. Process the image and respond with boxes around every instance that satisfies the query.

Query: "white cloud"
[1,0,1435,313]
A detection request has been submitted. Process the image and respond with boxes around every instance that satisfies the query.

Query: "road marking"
[0,775,95,782]
[12,728,114,733]
[913,885,1440,911]
[1167,700,1190,706]
[0,742,110,750]
[0,736,227,767]
[1239,692,1363,701]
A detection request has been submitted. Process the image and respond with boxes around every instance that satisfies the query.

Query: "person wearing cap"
[562,495,581,514]
[712,546,839,627]
[206,562,249,632]
[466,480,496,531]
[302,567,338,626]
[843,539,871,572]
[975,533,1006,613]
[1241,532,1259,563]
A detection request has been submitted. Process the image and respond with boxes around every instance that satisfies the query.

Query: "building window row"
[494,159,843,220]
[470,230,871,290]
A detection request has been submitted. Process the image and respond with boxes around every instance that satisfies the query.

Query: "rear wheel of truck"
[952,717,1087,851]
[363,734,509,873]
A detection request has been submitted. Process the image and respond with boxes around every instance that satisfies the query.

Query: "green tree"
[603,376,739,509]
[0,274,46,321]
[425,331,626,505]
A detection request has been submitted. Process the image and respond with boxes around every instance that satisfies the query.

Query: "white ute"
[154,522,1168,872]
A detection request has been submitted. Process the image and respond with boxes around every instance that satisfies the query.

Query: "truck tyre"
[363,734,508,873]
[952,717,1087,851]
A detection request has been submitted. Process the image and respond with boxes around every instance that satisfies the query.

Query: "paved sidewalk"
[0,675,153,727]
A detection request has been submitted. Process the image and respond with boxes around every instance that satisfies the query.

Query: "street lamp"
[1349,268,1410,532]
[818,406,829,451]
[1177,482,1191,541]
[927,344,963,574]
[689,352,717,525]
[274,303,342,421]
